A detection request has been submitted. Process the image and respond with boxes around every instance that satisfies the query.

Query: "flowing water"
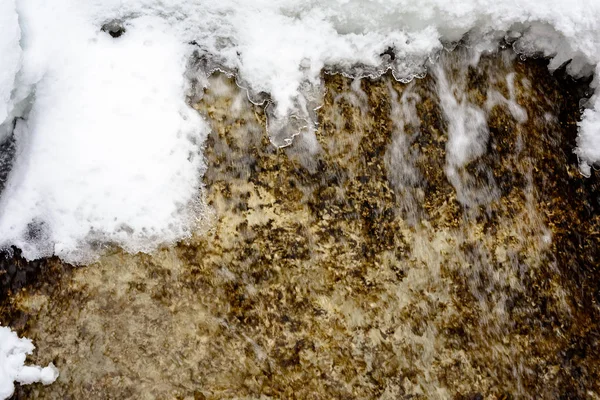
[2,48,600,399]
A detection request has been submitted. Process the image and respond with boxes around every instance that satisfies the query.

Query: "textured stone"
[2,49,600,399]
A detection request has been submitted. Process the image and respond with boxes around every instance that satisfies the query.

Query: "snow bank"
[0,326,58,400]
[1,0,600,261]
[0,2,207,263]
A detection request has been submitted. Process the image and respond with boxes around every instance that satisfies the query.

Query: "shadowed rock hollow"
[2,48,600,399]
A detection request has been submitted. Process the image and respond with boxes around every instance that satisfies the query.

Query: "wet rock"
[2,48,600,399]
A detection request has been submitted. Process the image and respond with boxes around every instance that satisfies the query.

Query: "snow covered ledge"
[0,326,59,399]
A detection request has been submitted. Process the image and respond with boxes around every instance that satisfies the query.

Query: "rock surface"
[2,48,600,399]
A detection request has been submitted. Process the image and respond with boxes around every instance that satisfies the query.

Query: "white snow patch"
[0,0,22,142]
[0,326,58,400]
[0,4,207,263]
[577,89,600,177]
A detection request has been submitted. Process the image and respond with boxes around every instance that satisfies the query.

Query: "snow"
[1,0,600,261]
[0,4,207,263]
[0,0,21,143]
[577,90,600,176]
[0,326,59,399]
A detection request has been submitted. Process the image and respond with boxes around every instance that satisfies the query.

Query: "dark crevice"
[0,131,16,195]
[101,20,126,38]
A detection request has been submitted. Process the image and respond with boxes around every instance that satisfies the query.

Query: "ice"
[0,326,59,400]
[1,0,600,261]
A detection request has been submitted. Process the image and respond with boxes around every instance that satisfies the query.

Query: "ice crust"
[1,0,600,262]
[0,326,59,399]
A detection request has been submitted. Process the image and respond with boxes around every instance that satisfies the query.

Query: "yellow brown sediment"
[2,49,600,399]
